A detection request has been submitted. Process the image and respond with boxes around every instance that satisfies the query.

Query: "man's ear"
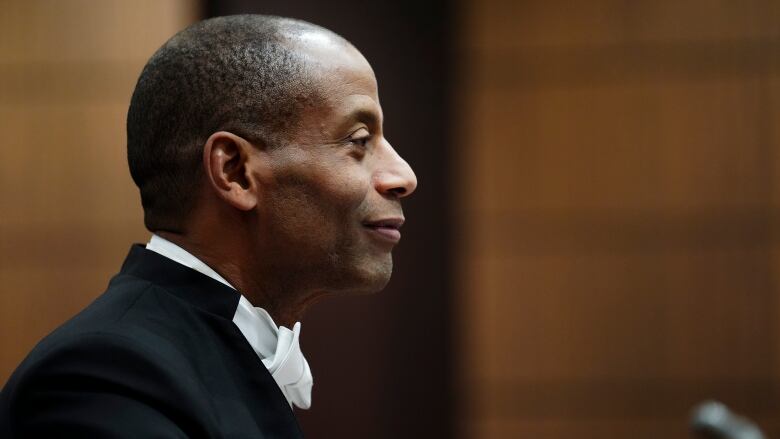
[202,131,260,211]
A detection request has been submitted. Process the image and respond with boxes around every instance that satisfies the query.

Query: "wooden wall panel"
[467,80,768,212]
[0,0,198,384]
[468,0,779,49]
[457,0,780,437]
[467,250,774,382]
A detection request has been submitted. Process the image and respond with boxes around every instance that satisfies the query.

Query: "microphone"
[690,400,765,439]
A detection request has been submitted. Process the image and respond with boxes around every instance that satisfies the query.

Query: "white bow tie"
[233,297,313,410]
[262,321,313,409]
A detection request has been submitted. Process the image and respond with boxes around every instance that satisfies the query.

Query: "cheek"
[325,172,372,220]
[265,165,371,244]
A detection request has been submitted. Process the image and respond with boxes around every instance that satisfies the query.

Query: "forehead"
[292,32,380,113]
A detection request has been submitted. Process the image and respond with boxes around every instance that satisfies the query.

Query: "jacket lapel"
[118,245,304,437]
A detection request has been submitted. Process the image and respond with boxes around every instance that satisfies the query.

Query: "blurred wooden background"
[457,0,780,437]
[0,0,197,382]
[3,1,780,438]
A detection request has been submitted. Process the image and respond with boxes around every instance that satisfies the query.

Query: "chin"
[342,257,393,295]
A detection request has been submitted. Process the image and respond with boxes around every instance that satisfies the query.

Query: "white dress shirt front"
[145,234,313,409]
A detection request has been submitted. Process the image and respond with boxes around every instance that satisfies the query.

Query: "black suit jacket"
[1,245,304,438]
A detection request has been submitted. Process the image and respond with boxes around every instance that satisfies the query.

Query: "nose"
[374,139,417,198]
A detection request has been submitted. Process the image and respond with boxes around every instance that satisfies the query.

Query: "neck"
[155,230,319,328]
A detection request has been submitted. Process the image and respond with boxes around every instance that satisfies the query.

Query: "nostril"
[388,187,407,197]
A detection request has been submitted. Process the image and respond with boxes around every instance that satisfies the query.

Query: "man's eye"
[346,127,371,149]
[350,136,369,148]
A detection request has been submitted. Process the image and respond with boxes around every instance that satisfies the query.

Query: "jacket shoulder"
[1,330,218,438]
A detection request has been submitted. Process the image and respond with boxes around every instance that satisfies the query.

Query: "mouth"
[362,217,405,244]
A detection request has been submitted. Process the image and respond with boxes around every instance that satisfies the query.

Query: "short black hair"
[127,15,335,232]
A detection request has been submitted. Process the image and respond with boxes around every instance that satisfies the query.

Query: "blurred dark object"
[691,400,765,439]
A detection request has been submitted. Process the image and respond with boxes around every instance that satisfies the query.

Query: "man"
[1,14,416,438]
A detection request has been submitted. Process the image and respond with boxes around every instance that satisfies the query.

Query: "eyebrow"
[346,107,381,127]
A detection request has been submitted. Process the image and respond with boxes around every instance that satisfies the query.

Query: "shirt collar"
[146,234,235,289]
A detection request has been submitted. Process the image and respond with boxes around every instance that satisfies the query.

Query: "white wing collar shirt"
[145,234,313,410]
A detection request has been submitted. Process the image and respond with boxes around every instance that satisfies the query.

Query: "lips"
[362,217,405,243]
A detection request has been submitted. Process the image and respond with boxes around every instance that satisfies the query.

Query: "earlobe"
[203,131,258,211]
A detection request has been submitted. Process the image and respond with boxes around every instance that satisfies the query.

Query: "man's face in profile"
[248,33,417,296]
